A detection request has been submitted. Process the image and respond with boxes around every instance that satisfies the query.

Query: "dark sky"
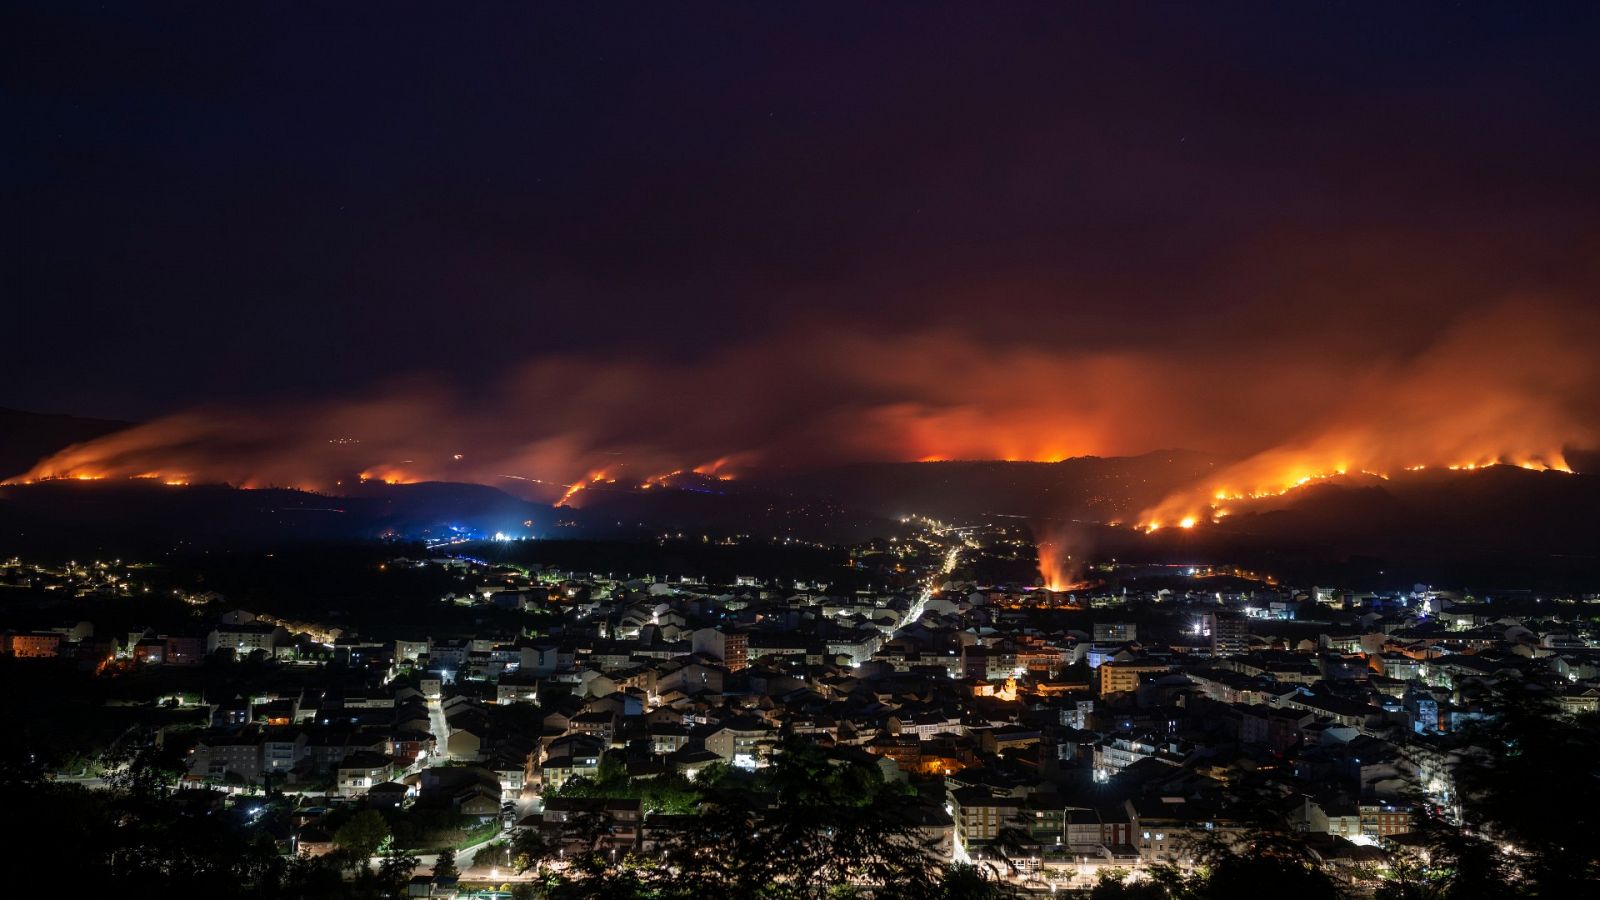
[6,2,1600,423]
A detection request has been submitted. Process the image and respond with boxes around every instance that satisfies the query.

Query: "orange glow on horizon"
[3,303,1593,506]
[358,465,418,486]
[557,469,613,507]
[1136,453,1575,532]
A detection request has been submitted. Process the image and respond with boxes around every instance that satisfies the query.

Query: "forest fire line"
[556,470,614,507]
[1136,453,1577,532]
[5,437,1591,525]
[13,472,192,487]
[5,303,1598,511]
[7,441,1589,527]
[357,465,418,486]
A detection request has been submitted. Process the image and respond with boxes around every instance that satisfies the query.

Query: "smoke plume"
[10,301,1598,516]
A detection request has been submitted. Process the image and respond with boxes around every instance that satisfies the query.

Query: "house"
[262,727,308,775]
[668,747,724,779]
[497,670,541,704]
[446,727,484,762]
[540,797,643,851]
[703,717,777,765]
[133,638,167,664]
[207,623,285,655]
[1239,704,1313,753]
[455,783,501,817]
[658,662,727,696]
[187,729,264,784]
[1126,797,1242,865]
[337,751,396,797]
[568,709,619,745]
[492,755,529,800]
[367,781,413,809]
[647,721,690,755]
[540,734,605,790]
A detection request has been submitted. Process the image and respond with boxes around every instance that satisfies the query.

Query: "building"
[1359,801,1414,838]
[4,632,62,658]
[691,628,749,671]
[207,623,283,656]
[1206,612,1250,656]
[1098,659,1170,697]
[1093,623,1138,643]
[187,731,264,784]
[951,787,1023,849]
[337,751,396,797]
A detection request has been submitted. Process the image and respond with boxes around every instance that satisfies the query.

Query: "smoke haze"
[13,300,1597,515]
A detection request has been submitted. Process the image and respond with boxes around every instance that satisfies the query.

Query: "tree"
[334,810,392,871]
[655,737,947,900]
[433,846,459,879]
[515,738,955,899]
[1080,818,1342,900]
[1088,867,1189,900]
[939,862,1016,899]
[1374,809,1513,900]
[594,751,628,790]
[1186,825,1342,899]
[1452,682,1600,895]
[513,808,654,900]
[376,846,420,897]
[101,729,183,803]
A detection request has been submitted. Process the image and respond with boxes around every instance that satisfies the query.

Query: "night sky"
[6,3,1600,495]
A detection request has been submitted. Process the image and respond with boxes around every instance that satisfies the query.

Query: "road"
[896,531,972,638]
[368,827,515,878]
[427,696,452,762]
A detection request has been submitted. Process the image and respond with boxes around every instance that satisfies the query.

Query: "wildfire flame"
[1138,453,1574,531]
[358,465,417,486]
[1035,525,1092,592]
[1133,306,1595,531]
[692,456,739,480]
[556,469,613,507]
[3,304,1595,513]
[638,469,684,489]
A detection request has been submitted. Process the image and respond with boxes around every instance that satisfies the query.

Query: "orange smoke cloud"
[1137,302,1600,528]
[5,332,1287,496]
[8,300,1598,515]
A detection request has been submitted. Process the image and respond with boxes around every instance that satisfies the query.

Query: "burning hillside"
[5,303,1597,526]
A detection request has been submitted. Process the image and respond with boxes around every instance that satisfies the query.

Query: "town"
[7,523,1597,897]
[13,2,1600,897]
